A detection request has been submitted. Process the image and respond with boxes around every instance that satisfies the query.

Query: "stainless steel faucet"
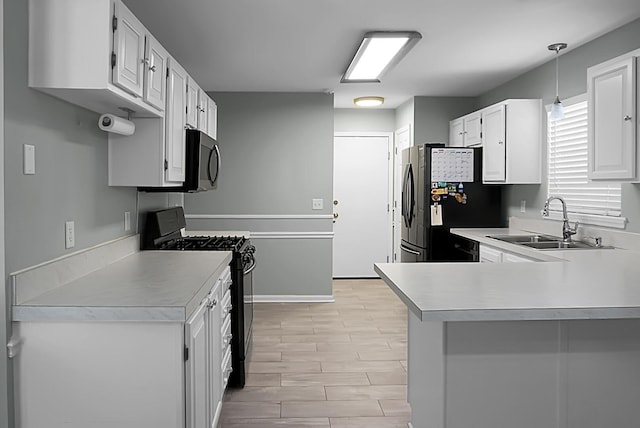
[541,196,579,242]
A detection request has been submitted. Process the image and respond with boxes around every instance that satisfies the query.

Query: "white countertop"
[13,251,232,322]
[375,228,640,322]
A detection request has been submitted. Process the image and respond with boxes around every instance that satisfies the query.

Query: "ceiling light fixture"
[341,31,422,83]
[548,42,568,121]
[353,96,385,107]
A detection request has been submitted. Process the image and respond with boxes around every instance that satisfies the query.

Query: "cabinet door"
[482,104,507,182]
[198,90,209,134]
[588,57,637,180]
[207,98,218,139]
[186,77,200,129]
[464,112,483,147]
[208,282,223,428]
[165,58,187,183]
[143,35,168,111]
[185,300,209,428]
[112,2,145,97]
[449,119,464,147]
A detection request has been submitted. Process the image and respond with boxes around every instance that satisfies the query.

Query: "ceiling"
[124,0,640,109]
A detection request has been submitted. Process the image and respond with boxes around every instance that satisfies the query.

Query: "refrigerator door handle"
[407,164,415,228]
[402,165,409,227]
[400,244,421,256]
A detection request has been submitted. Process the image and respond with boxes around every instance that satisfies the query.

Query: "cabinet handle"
[142,58,156,71]
[498,141,504,145]
[624,115,632,121]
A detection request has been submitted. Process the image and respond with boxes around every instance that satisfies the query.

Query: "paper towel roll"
[98,114,135,136]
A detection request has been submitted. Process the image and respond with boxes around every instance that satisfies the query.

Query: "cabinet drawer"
[221,347,233,390]
[221,314,232,349]
[221,289,232,319]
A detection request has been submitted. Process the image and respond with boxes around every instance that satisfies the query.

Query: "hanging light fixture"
[548,42,568,121]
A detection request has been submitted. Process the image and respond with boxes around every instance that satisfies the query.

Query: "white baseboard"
[253,295,335,303]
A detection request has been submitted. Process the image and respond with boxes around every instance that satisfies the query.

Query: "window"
[547,94,625,228]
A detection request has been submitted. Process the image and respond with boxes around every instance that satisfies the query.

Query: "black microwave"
[183,129,220,192]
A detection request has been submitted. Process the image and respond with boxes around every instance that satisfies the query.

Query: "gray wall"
[413,97,476,145]
[334,108,396,132]
[0,1,6,427]
[184,92,334,297]
[477,17,640,231]
[3,1,139,425]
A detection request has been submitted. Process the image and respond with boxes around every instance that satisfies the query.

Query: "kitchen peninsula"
[375,228,640,428]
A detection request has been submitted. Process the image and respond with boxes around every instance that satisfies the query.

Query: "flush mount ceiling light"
[341,31,422,83]
[353,96,385,107]
[548,42,568,121]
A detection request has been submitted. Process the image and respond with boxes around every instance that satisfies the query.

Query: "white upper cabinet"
[463,112,483,147]
[481,99,542,184]
[198,89,209,134]
[186,77,200,129]
[165,58,188,183]
[207,97,218,139]
[112,1,145,98]
[29,0,162,117]
[448,112,482,147]
[482,104,507,182]
[451,99,542,184]
[449,118,464,147]
[587,53,638,181]
[143,35,169,111]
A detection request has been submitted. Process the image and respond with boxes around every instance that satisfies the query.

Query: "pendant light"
[548,42,568,121]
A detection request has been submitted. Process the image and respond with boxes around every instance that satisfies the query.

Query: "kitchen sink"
[487,234,614,250]
[487,234,561,244]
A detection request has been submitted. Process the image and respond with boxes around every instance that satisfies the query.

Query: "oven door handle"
[243,257,257,275]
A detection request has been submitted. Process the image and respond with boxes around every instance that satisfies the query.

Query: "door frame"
[333,132,394,267]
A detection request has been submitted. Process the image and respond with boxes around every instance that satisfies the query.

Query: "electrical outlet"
[23,144,35,175]
[520,200,526,213]
[65,221,75,249]
[312,199,323,210]
[124,211,131,232]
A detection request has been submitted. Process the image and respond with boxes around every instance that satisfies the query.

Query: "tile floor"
[220,279,411,427]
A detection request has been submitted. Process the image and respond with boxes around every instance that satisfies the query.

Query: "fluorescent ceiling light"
[341,31,422,83]
[354,96,384,107]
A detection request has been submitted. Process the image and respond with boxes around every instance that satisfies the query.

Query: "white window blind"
[547,98,622,218]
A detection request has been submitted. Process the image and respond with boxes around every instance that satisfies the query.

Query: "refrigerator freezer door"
[400,240,427,262]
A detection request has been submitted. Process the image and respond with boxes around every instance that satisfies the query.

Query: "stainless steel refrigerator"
[400,144,505,262]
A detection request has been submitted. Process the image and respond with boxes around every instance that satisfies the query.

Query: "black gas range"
[142,207,254,388]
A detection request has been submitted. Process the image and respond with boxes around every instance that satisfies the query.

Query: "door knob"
[624,115,632,121]
[333,212,339,219]
[333,200,339,206]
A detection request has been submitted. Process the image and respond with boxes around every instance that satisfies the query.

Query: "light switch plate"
[124,211,131,232]
[312,199,323,210]
[520,200,526,213]
[23,144,35,175]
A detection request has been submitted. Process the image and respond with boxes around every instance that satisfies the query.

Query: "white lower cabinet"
[479,244,504,263]
[186,267,232,428]
[14,267,232,428]
[480,244,536,263]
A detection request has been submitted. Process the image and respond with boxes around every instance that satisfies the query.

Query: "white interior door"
[393,126,411,262]
[333,133,392,278]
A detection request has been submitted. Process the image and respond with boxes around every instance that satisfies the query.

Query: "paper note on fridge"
[431,204,443,226]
